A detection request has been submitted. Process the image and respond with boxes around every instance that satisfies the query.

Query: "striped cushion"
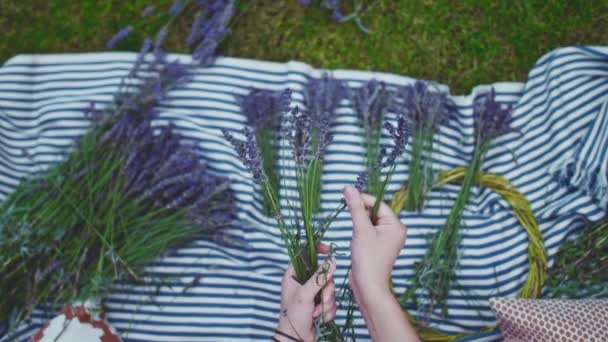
[1,46,607,342]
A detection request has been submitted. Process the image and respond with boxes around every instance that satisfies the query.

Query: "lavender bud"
[394,80,450,133]
[168,0,183,16]
[303,73,346,127]
[106,26,134,49]
[223,127,267,184]
[474,88,515,145]
[354,171,368,192]
[349,79,394,132]
[141,5,156,17]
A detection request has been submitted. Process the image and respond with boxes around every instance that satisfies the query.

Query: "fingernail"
[343,185,356,198]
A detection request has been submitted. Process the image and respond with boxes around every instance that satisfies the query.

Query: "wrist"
[275,320,304,342]
[353,279,392,301]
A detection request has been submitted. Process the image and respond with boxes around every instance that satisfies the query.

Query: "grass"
[0,0,607,93]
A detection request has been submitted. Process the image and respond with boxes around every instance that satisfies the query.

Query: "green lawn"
[1,0,607,94]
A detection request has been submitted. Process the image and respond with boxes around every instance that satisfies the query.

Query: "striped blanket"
[1,46,607,341]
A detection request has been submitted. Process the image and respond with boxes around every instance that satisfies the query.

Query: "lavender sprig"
[303,73,346,128]
[236,88,292,215]
[395,80,451,212]
[382,116,410,168]
[141,5,156,17]
[187,0,236,66]
[369,113,410,222]
[354,171,368,192]
[474,88,515,146]
[238,88,292,131]
[302,74,344,214]
[223,127,267,184]
[106,26,133,49]
[168,0,183,16]
[349,79,393,132]
[349,79,394,195]
[321,0,345,21]
[404,87,514,319]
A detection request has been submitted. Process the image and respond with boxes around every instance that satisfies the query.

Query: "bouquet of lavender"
[235,88,292,216]
[403,88,514,319]
[348,79,395,196]
[225,105,349,340]
[0,0,236,332]
[302,73,347,215]
[224,81,409,340]
[395,81,451,212]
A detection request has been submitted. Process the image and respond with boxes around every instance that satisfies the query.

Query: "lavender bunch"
[235,88,292,215]
[348,79,394,196]
[0,113,235,327]
[395,81,451,212]
[302,73,346,213]
[0,1,236,332]
[404,88,514,320]
[224,105,355,341]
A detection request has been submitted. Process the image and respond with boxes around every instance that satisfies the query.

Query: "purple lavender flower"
[99,114,233,228]
[187,0,235,66]
[349,79,394,131]
[303,73,346,127]
[106,26,133,49]
[474,88,514,145]
[236,88,292,131]
[282,106,312,165]
[129,38,153,78]
[381,114,410,167]
[299,0,312,5]
[83,101,104,122]
[223,127,267,184]
[394,80,450,132]
[154,25,169,58]
[141,5,156,17]
[321,0,345,21]
[168,0,183,16]
[354,171,368,192]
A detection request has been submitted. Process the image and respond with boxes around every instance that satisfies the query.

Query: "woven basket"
[390,167,548,341]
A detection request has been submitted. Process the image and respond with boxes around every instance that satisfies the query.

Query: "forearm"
[356,287,419,342]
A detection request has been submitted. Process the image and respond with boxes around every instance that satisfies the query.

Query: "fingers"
[322,279,336,303]
[359,193,401,225]
[312,279,336,318]
[344,186,372,235]
[282,263,296,282]
[322,305,337,323]
[313,302,337,322]
[300,259,336,299]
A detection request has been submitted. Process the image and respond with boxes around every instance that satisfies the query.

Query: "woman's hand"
[343,185,406,298]
[343,185,419,341]
[275,244,337,342]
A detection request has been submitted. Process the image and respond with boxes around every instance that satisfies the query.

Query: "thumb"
[344,186,371,236]
[300,259,336,299]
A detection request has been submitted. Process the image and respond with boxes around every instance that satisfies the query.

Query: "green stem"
[371,163,398,223]
[404,126,432,212]
[257,129,280,216]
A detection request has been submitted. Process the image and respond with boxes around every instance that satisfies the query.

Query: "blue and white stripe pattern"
[1,46,607,341]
